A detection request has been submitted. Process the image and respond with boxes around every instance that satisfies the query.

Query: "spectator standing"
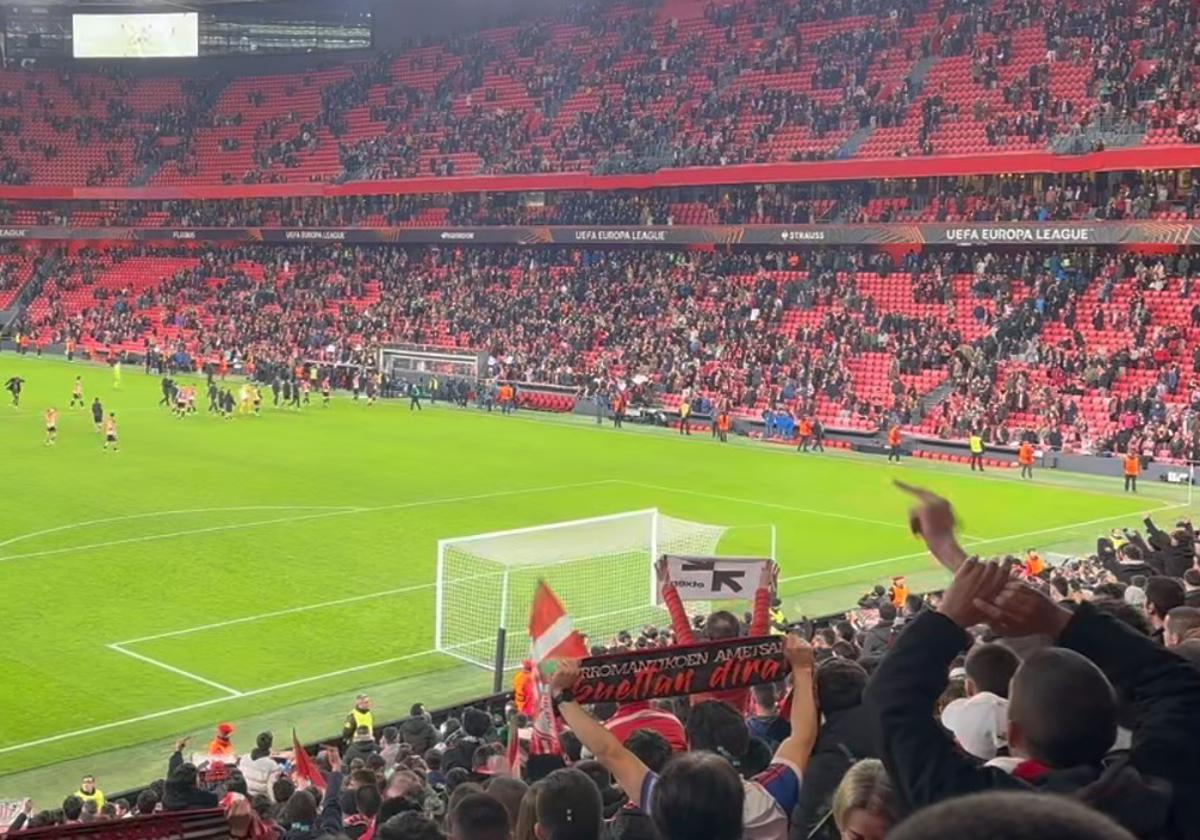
[73,776,104,812]
[342,695,374,744]
[874,482,1200,837]
[795,658,883,838]
[207,723,236,757]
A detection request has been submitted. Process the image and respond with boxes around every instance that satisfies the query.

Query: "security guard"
[968,432,985,471]
[1123,451,1141,493]
[75,775,105,811]
[342,694,374,743]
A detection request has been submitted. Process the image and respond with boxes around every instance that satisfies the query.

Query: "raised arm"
[894,481,969,573]
[656,556,697,645]
[748,561,778,637]
[771,634,818,770]
[975,581,1200,797]
[551,661,650,805]
[864,559,1017,808]
[168,736,191,775]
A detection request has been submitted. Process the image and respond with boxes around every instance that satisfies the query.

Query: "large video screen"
[72,13,199,58]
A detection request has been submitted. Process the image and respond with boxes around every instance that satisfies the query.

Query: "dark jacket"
[282,771,344,840]
[341,740,378,768]
[441,734,483,772]
[864,604,1200,839]
[398,715,439,754]
[860,620,896,658]
[792,702,884,839]
[162,750,220,811]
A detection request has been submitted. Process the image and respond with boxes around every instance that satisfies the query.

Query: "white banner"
[660,555,771,601]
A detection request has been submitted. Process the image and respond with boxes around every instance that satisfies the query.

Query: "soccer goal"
[435,509,774,680]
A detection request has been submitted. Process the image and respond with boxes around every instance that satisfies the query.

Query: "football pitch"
[0,356,1188,800]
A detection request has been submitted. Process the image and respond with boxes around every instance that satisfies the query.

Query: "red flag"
[505,717,522,776]
[529,663,562,756]
[528,581,588,663]
[291,729,326,792]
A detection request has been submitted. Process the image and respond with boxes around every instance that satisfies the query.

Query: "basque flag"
[527,581,588,756]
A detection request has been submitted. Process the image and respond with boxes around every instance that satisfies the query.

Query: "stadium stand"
[0,0,1197,186]
[12,241,1200,461]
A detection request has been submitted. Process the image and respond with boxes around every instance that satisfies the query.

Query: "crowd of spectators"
[7,486,1200,840]
[4,0,1200,184]
[12,240,1200,461]
[14,237,1200,458]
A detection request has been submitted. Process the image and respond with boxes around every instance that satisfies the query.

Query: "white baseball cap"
[942,692,1009,760]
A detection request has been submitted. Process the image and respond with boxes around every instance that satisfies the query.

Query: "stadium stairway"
[918,377,957,417]
[835,126,875,159]
[0,249,56,332]
[130,160,164,187]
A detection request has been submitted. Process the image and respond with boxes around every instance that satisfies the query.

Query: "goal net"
[435,509,767,671]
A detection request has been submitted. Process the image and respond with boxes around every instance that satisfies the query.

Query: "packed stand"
[9,244,1029,431]
[12,237,1200,457]
[0,0,1194,184]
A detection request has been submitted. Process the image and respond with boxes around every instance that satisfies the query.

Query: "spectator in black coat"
[163,738,219,811]
[441,707,490,772]
[860,603,898,658]
[872,484,1200,839]
[794,658,883,839]
[1144,576,1186,644]
[397,704,439,755]
[342,727,379,767]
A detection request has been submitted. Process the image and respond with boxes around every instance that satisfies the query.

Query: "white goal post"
[435,509,776,679]
[379,343,486,383]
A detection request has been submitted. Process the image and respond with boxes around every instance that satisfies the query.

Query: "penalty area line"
[106,644,243,697]
[777,499,1186,585]
[0,649,446,758]
[0,479,620,564]
[618,480,910,532]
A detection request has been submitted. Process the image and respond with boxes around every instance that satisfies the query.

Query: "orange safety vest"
[890,584,910,609]
[799,420,813,437]
[1018,443,1034,465]
[512,669,534,715]
[207,738,235,757]
[1026,553,1045,577]
[718,414,731,431]
[1124,454,1140,477]
[888,427,901,447]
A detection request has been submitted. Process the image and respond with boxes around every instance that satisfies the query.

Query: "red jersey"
[605,702,688,753]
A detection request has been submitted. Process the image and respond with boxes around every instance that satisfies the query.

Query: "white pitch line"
[0,479,620,564]
[116,581,442,645]
[0,509,365,563]
[0,649,448,757]
[106,644,243,697]
[0,506,362,551]
[620,480,909,531]
[231,649,440,696]
[777,499,1185,584]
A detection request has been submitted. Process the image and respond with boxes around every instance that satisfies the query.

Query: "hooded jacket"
[864,603,1200,839]
[398,715,439,755]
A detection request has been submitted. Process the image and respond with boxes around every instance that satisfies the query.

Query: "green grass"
[0,355,1187,802]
